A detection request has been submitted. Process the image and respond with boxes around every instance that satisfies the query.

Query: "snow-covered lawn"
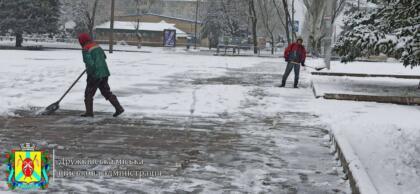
[0,48,419,193]
[310,98,420,194]
[310,58,420,75]
[307,59,420,193]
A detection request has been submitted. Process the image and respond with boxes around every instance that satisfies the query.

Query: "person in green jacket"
[78,33,124,117]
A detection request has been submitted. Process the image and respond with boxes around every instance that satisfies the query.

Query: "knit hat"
[78,33,92,46]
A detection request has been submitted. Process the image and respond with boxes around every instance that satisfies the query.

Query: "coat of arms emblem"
[4,143,51,190]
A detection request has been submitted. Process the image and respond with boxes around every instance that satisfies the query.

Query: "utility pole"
[194,0,199,49]
[109,0,115,53]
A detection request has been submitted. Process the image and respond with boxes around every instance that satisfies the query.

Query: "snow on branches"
[334,0,419,67]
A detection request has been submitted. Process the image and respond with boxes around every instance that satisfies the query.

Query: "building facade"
[115,13,208,46]
[94,21,188,47]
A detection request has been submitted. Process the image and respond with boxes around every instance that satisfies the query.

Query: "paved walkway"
[0,61,349,193]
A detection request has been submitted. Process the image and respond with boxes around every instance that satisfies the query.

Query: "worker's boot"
[81,99,94,117]
[109,95,124,117]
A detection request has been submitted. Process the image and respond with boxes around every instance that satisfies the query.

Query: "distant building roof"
[118,13,203,24]
[95,21,188,37]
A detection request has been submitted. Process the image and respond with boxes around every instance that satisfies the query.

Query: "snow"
[307,59,420,194]
[0,48,276,117]
[95,21,188,37]
[0,48,351,193]
[309,99,420,194]
[331,131,379,194]
[311,58,420,75]
[313,76,420,97]
[64,20,76,30]
[0,46,419,193]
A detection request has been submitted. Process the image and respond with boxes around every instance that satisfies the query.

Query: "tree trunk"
[252,20,258,54]
[281,0,292,44]
[249,0,258,54]
[272,0,289,44]
[291,0,295,42]
[271,42,275,54]
[15,33,23,47]
[88,0,99,38]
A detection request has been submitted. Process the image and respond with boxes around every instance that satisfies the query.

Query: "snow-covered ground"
[0,48,419,193]
[307,59,420,193]
[0,48,349,193]
[310,58,420,75]
[0,48,270,116]
[310,97,420,194]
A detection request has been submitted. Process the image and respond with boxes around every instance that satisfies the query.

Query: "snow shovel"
[305,65,326,71]
[41,70,86,115]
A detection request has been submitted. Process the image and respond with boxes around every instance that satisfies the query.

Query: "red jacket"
[284,43,306,64]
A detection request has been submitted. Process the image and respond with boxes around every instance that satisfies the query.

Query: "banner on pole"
[293,21,299,33]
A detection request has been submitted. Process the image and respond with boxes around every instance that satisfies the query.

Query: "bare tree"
[219,0,248,37]
[303,0,327,56]
[66,0,101,37]
[87,0,99,38]
[257,0,280,54]
[303,0,346,57]
[271,0,292,44]
[332,0,346,24]
[202,0,255,49]
[201,0,225,49]
[134,0,157,48]
[135,0,142,48]
[281,0,296,43]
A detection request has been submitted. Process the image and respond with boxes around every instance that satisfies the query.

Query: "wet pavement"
[0,61,349,193]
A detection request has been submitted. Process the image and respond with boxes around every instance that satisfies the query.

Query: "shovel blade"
[41,102,60,115]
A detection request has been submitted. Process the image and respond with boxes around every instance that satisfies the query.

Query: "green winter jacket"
[82,43,110,78]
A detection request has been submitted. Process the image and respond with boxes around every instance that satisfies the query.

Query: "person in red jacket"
[280,36,306,88]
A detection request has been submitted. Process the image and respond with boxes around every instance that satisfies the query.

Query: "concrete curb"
[310,80,322,98]
[311,72,420,79]
[330,131,379,194]
[323,93,420,105]
[310,81,378,193]
[310,74,420,105]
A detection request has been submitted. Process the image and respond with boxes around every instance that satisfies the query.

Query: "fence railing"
[0,36,78,44]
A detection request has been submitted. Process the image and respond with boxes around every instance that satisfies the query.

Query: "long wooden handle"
[57,70,87,103]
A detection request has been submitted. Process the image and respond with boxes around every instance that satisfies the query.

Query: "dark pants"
[281,62,300,87]
[85,76,115,102]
